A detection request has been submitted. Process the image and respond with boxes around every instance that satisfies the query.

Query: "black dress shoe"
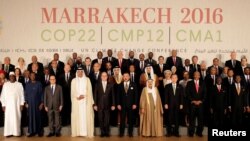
[174,134,180,137]
[55,133,61,137]
[188,133,194,137]
[27,133,35,137]
[105,134,110,137]
[100,134,105,137]
[166,133,172,137]
[129,134,133,137]
[196,133,203,137]
[38,133,44,137]
[119,134,124,137]
[47,133,54,137]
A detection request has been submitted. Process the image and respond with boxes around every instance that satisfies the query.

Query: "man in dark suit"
[102,49,117,68]
[154,56,168,105]
[138,53,146,75]
[31,63,44,82]
[42,67,50,88]
[128,64,140,126]
[237,57,248,76]
[210,77,228,129]
[73,57,84,74]
[241,67,250,87]
[91,51,105,71]
[72,52,78,65]
[145,52,157,66]
[105,62,113,77]
[49,60,63,81]
[222,69,234,88]
[190,56,201,78]
[225,51,241,74]
[83,57,92,77]
[58,64,74,126]
[44,75,63,137]
[89,62,101,127]
[200,62,208,82]
[27,55,44,74]
[2,57,15,79]
[127,51,140,71]
[117,73,138,137]
[186,71,206,137]
[114,51,128,74]
[166,50,183,70]
[164,74,184,137]
[48,53,65,73]
[183,58,191,71]
[228,75,248,129]
[89,62,101,92]
[154,56,168,79]
[204,67,218,127]
[207,58,223,76]
[93,72,115,137]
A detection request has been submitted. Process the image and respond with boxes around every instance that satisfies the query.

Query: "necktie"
[108,57,111,62]
[173,57,176,65]
[87,66,90,74]
[66,73,69,82]
[212,75,215,85]
[103,82,106,93]
[95,73,98,80]
[119,59,122,67]
[236,84,240,95]
[218,85,221,92]
[195,64,197,71]
[232,60,236,68]
[202,71,205,79]
[160,65,163,73]
[5,65,9,73]
[173,84,176,95]
[51,85,54,95]
[125,82,129,93]
[140,62,144,70]
[195,81,199,93]
[216,67,219,75]
[131,73,134,82]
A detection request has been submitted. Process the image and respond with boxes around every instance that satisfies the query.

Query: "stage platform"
[0,126,207,136]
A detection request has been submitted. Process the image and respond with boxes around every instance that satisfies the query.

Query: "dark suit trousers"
[120,107,134,135]
[213,108,225,129]
[167,105,180,134]
[48,110,61,133]
[98,109,110,135]
[189,105,204,135]
[231,108,243,129]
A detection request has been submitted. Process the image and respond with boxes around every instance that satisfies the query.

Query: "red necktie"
[218,85,221,92]
[173,57,176,65]
[195,81,199,93]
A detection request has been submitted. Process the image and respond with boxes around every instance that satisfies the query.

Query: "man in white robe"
[71,67,94,137]
[0,72,24,137]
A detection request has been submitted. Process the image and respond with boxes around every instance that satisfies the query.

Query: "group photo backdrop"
[0,0,250,66]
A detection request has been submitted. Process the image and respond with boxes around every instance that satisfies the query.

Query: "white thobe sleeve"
[0,84,6,106]
[18,84,25,106]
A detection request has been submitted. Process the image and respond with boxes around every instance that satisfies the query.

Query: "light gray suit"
[44,84,63,133]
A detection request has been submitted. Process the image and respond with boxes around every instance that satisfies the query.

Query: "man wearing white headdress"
[140,64,159,88]
[0,72,25,137]
[71,67,94,137]
[139,79,163,137]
